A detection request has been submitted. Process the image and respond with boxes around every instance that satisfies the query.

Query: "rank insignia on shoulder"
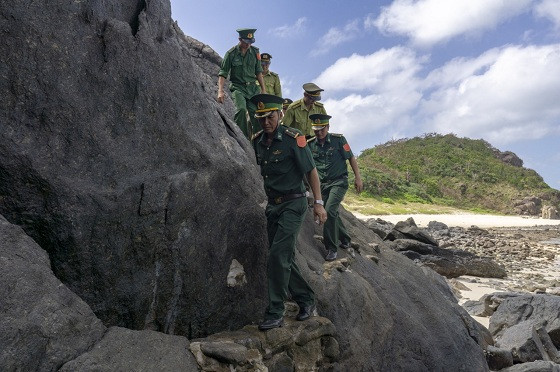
[284,128,299,138]
[251,130,263,141]
[331,133,343,137]
[296,136,307,148]
[306,136,316,142]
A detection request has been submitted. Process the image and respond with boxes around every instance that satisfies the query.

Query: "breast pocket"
[232,57,242,67]
[268,153,290,174]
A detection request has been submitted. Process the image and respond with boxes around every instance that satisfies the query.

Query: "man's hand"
[354,178,363,193]
[313,204,327,225]
[217,90,225,104]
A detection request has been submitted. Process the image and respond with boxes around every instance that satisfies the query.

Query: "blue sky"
[170,0,560,189]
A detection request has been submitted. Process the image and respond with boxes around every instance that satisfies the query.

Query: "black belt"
[268,193,307,205]
[324,175,348,183]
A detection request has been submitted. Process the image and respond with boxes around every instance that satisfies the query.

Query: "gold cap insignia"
[247,33,253,38]
[258,102,265,110]
[314,118,321,124]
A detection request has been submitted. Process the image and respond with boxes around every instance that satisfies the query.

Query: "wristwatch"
[314,200,324,206]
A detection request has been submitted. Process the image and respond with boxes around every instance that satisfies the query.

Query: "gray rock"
[0,215,106,372]
[60,327,198,371]
[485,345,514,370]
[1,0,268,338]
[500,360,560,372]
[428,220,449,231]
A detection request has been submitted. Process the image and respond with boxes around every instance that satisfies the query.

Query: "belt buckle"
[274,197,283,204]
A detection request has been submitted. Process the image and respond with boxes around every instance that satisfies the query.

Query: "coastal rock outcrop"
[1,0,490,370]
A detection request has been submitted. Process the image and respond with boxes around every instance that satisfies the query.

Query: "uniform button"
[264,161,267,164]
[265,175,268,178]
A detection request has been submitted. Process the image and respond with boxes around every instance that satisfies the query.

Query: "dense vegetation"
[353,133,559,213]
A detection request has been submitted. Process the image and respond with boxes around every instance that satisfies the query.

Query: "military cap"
[303,82,324,100]
[309,113,331,130]
[261,53,272,62]
[236,28,256,43]
[282,98,293,109]
[250,94,284,118]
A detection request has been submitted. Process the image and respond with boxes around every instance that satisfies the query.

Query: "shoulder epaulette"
[331,133,343,137]
[251,45,260,53]
[314,101,324,107]
[307,136,316,143]
[251,130,263,141]
[270,71,278,77]
[290,100,303,109]
[226,45,237,54]
[283,126,301,138]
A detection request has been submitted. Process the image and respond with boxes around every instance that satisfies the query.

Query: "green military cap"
[236,28,256,43]
[309,113,331,130]
[302,82,324,100]
[251,94,284,118]
[282,98,293,109]
[261,53,272,62]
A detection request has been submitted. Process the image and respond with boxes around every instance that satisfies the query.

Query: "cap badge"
[258,102,265,109]
[247,33,253,38]
[314,118,321,124]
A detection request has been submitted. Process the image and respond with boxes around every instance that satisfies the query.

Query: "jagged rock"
[386,217,439,246]
[542,206,559,220]
[365,217,394,239]
[60,327,198,371]
[428,220,449,231]
[0,0,268,338]
[499,360,560,372]
[494,150,524,168]
[0,215,107,371]
[490,294,560,362]
[514,197,542,216]
[485,345,514,370]
[189,317,336,371]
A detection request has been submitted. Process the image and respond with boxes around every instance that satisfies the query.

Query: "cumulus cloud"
[368,0,532,47]
[534,0,560,29]
[269,17,307,38]
[311,19,361,56]
[421,44,560,145]
[315,44,560,154]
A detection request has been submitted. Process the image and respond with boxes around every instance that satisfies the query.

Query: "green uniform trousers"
[231,88,260,139]
[264,197,315,320]
[322,179,351,252]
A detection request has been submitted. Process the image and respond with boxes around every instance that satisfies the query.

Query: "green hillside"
[353,133,560,214]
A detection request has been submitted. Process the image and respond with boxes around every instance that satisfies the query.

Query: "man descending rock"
[250,94,327,330]
[217,28,266,139]
[282,83,327,136]
[307,114,363,261]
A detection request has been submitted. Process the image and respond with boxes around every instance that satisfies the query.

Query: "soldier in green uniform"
[259,53,282,97]
[217,28,266,139]
[282,98,292,116]
[250,94,327,330]
[282,83,327,136]
[307,114,363,261]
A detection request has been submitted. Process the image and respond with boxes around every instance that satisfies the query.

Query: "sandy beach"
[352,212,560,228]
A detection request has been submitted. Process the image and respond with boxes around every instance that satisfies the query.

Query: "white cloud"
[311,19,361,56]
[269,17,307,38]
[315,47,425,92]
[420,44,560,145]
[370,0,532,47]
[314,44,560,154]
[535,0,560,29]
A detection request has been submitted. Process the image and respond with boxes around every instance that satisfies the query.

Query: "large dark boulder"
[0,215,106,371]
[0,0,268,338]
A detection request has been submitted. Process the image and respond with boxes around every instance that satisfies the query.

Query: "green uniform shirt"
[219,45,263,87]
[282,99,327,136]
[261,71,282,97]
[253,125,315,198]
[308,133,354,182]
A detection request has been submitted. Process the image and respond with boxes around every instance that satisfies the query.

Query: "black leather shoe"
[325,250,337,261]
[339,242,350,249]
[258,317,284,331]
[296,304,316,321]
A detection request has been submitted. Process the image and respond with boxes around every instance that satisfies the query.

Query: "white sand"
[353,212,560,228]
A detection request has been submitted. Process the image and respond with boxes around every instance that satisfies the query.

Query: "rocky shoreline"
[364,215,560,370]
